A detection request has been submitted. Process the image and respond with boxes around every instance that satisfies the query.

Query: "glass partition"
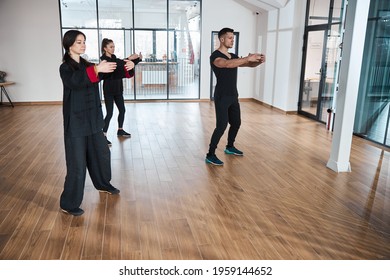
[59,0,201,101]
[60,0,98,28]
[98,0,133,29]
[299,0,345,122]
[307,0,331,26]
[169,1,200,99]
[331,0,344,23]
[300,30,325,117]
[354,2,390,147]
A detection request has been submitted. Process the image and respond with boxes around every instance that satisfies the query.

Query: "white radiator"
[142,71,167,84]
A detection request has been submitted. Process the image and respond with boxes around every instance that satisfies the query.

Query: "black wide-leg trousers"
[208,95,241,156]
[60,131,112,210]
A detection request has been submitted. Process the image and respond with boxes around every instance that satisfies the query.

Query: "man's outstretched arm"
[213,53,263,68]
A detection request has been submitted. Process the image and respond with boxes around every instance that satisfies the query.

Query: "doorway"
[298,25,342,122]
[298,0,345,123]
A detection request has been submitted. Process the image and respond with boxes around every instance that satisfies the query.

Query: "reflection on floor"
[366,102,390,145]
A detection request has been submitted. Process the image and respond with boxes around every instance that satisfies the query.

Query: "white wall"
[254,0,306,112]
[0,0,63,102]
[200,0,260,99]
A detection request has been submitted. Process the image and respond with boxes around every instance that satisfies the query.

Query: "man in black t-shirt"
[206,27,265,166]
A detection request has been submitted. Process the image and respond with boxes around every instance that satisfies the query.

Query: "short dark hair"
[218,27,234,39]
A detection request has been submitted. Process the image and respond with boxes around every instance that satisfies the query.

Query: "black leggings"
[208,95,241,155]
[103,94,125,133]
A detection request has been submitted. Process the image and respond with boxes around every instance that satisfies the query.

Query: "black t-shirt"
[210,50,239,97]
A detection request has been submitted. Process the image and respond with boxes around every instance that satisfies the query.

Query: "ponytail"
[101,38,113,55]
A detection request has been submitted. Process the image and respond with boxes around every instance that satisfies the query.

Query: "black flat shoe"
[117,129,131,137]
[97,186,120,195]
[61,207,84,216]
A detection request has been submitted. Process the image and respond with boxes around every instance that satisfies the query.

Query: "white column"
[326,0,370,172]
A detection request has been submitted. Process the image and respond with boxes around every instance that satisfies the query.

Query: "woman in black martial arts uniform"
[100,38,142,145]
[59,30,135,216]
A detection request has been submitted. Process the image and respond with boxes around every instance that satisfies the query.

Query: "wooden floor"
[0,101,389,260]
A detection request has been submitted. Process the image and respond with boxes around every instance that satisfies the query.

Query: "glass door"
[299,0,345,123]
[299,28,325,118]
[299,25,342,122]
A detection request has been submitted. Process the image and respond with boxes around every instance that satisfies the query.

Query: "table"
[0,81,15,107]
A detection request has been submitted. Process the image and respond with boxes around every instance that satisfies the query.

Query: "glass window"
[99,30,127,59]
[59,0,201,101]
[354,0,390,146]
[60,0,98,28]
[134,30,153,59]
[156,31,168,61]
[307,0,331,25]
[331,0,345,23]
[134,0,167,29]
[169,1,200,99]
[98,0,133,29]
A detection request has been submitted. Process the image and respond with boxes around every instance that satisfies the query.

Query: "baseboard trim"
[10,101,63,106]
[10,98,298,115]
[249,99,297,115]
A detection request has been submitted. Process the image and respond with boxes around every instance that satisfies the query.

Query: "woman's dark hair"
[62,29,92,69]
[101,38,114,55]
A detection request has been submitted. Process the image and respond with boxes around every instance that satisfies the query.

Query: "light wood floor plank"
[0,101,389,260]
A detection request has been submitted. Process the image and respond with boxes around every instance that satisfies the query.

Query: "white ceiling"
[233,0,291,12]
[60,0,199,13]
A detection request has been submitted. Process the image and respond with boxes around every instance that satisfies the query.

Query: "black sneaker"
[117,129,131,137]
[205,154,224,166]
[61,207,84,216]
[224,146,243,156]
[97,185,120,195]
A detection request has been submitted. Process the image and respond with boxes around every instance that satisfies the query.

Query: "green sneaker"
[224,146,243,156]
[205,154,224,166]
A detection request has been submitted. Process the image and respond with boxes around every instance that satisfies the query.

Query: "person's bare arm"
[213,53,261,68]
[241,53,266,67]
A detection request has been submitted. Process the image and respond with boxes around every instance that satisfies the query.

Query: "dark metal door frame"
[298,24,330,122]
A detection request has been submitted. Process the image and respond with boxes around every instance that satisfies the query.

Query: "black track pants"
[208,95,241,156]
